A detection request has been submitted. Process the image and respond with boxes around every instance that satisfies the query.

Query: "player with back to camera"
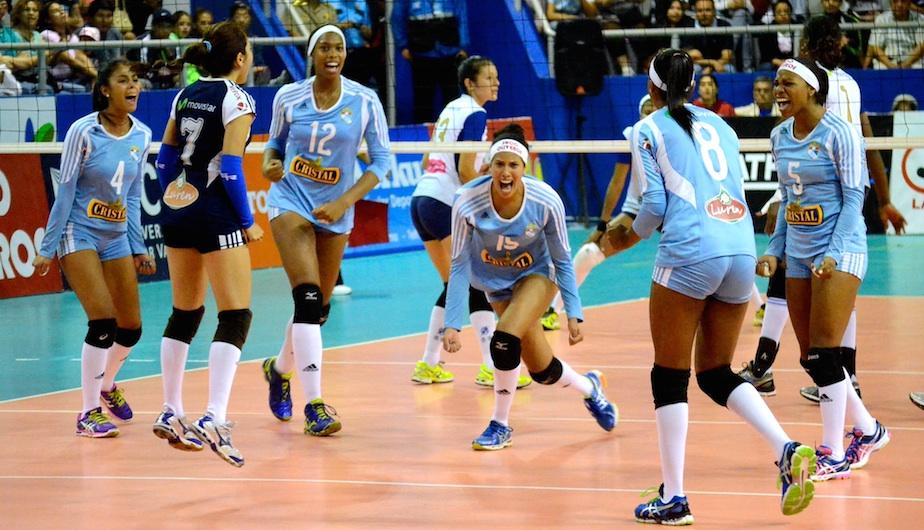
[34,58,154,438]
[606,49,817,524]
[259,24,391,437]
[151,21,263,467]
[442,124,617,451]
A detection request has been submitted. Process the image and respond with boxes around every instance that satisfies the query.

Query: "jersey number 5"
[692,122,728,181]
[787,161,803,196]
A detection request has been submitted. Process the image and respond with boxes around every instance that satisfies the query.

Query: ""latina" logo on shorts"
[86,198,126,222]
[290,155,340,184]
[704,189,746,223]
[481,249,534,269]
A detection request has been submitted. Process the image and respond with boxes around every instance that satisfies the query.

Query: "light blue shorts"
[786,252,867,281]
[56,222,131,261]
[652,255,756,304]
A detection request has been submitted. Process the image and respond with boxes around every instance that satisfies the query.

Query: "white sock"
[574,243,605,286]
[554,358,594,397]
[761,297,789,343]
[160,337,189,417]
[273,317,295,374]
[421,306,445,366]
[492,366,521,426]
[470,310,496,370]
[656,403,688,500]
[819,378,848,459]
[206,341,241,424]
[726,383,790,458]
[81,342,109,414]
[101,342,131,391]
[751,283,763,308]
[840,309,857,349]
[292,322,323,402]
[843,368,876,434]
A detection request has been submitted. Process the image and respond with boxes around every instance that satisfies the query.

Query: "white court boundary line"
[0,474,921,503]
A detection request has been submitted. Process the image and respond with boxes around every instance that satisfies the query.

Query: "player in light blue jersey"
[441,125,617,451]
[606,49,816,524]
[260,25,390,437]
[152,22,264,467]
[34,60,155,438]
[759,58,889,481]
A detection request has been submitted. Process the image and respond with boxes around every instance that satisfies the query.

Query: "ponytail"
[180,21,248,77]
[651,49,696,138]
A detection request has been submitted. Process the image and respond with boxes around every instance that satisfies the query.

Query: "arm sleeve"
[545,193,584,322]
[39,124,86,258]
[219,154,254,228]
[126,156,147,255]
[630,126,665,239]
[390,0,408,50]
[265,85,290,154]
[826,125,867,264]
[361,94,392,180]
[458,110,486,141]
[155,142,181,192]
[444,196,473,331]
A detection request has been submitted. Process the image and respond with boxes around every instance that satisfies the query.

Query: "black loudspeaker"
[554,19,606,97]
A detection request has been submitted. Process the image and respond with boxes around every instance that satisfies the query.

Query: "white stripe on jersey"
[59,115,97,185]
[646,118,697,208]
[827,114,864,188]
[525,180,570,253]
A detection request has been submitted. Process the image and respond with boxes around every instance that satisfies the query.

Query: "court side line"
[0,408,922,432]
[0,474,921,503]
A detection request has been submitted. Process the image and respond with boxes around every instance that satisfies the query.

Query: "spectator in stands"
[0,0,42,94]
[230,1,271,84]
[734,76,780,116]
[821,0,865,68]
[132,8,177,89]
[328,1,377,87]
[127,0,161,37]
[892,93,918,111]
[294,0,337,36]
[682,0,735,72]
[546,0,598,23]
[850,0,882,21]
[86,0,125,71]
[715,0,755,70]
[756,0,795,69]
[1,0,10,29]
[392,0,470,124]
[190,8,213,38]
[172,10,191,40]
[656,0,695,50]
[692,72,736,115]
[39,1,96,92]
[865,0,924,69]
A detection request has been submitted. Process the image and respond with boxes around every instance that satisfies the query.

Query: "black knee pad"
[530,356,564,385]
[293,283,323,324]
[490,330,521,371]
[468,287,492,313]
[115,326,142,347]
[435,283,448,308]
[163,306,205,344]
[319,304,332,326]
[767,265,786,299]
[85,318,117,348]
[696,364,746,407]
[800,347,845,387]
[651,364,691,408]
[841,347,857,378]
[213,309,253,349]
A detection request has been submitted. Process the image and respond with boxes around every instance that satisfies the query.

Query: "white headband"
[648,57,695,93]
[777,59,819,92]
[488,138,529,165]
[308,25,346,57]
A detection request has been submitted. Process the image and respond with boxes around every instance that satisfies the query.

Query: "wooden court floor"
[1,296,922,529]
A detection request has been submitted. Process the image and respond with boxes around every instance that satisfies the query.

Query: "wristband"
[597,220,607,232]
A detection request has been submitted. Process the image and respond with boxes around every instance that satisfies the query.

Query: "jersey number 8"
[692,122,728,181]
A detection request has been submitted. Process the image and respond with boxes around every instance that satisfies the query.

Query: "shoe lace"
[215,421,236,445]
[279,379,291,401]
[844,430,863,461]
[87,408,111,425]
[312,402,338,420]
[105,387,127,407]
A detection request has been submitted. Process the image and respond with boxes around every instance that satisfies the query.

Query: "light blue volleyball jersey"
[630,104,755,267]
[766,111,868,263]
[444,175,582,330]
[40,112,152,258]
[266,76,391,234]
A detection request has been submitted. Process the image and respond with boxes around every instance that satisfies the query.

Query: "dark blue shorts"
[410,196,452,242]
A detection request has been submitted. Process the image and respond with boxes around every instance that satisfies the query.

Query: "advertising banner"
[0,155,64,298]
[890,111,924,234]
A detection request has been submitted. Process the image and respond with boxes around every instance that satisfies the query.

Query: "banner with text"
[890,111,924,233]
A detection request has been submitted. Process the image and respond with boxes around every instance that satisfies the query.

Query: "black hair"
[803,15,842,70]
[700,72,718,89]
[181,21,248,77]
[92,58,133,111]
[774,0,793,12]
[651,49,696,138]
[787,57,829,105]
[87,0,114,20]
[753,75,772,86]
[457,55,494,94]
[492,123,529,150]
[38,1,59,32]
[173,10,190,25]
[229,1,250,18]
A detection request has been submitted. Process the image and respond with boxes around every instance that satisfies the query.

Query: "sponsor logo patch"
[290,155,341,184]
[704,189,747,223]
[340,107,353,124]
[86,198,127,222]
[785,203,824,226]
[480,250,534,269]
[162,178,200,209]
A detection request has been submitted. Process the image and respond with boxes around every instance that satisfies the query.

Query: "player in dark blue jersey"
[607,50,816,524]
[34,59,155,438]
[258,25,390,438]
[152,22,263,467]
